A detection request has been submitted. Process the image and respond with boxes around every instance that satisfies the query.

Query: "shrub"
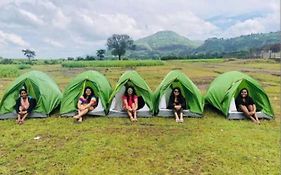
[61,60,165,68]
[0,59,13,64]
[18,64,31,69]
[0,65,19,77]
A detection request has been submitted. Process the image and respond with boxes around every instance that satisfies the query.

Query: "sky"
[0,0,279,58]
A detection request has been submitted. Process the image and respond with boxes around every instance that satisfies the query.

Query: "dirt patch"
[241,69,280,76]
[193,76,214,90]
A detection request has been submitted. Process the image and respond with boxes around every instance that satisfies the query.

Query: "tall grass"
[0,65,19,78]
[61,60,165,68]
[17,64,31,70]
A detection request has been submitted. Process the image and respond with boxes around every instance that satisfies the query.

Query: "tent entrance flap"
[157,87,202,117]
[61,80,105,117]
[0,71,62,119]
[108,85,152,117]
[228,97,272,120]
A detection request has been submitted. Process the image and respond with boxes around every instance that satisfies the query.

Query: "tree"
[96,49,105,60]
[107,34,135,60]
[22,49,36,61]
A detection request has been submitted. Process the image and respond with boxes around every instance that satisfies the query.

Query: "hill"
[127,31,201,58]
[193,31,280,56]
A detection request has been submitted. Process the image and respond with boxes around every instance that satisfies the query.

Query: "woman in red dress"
[122,86,138,121]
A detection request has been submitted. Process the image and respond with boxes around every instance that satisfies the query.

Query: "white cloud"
[0,0,279,58]
[224,19,265,37]
[43,38,64,48]
[51,10,71,29]
[223,9,280,38]
[151,12,220,40]
[18,9,45,26]
[0,30,29,47]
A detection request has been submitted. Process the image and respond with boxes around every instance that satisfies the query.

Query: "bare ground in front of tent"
[0,59,279,174]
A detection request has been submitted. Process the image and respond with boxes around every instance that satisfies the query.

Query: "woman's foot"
[176,118,180,122]
[130,117,134,122]
[180,118,184,123]
[73,115,79,119]
[78,117,83,122]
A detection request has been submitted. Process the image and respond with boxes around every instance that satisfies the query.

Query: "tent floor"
[60,110,106,117]
[228,111,272,120]
[157,109,202,117]
[107,110,153,117]
[0,111,47,119]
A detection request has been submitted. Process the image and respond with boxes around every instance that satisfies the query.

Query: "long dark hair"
[237,88,250,100]
[170,87,185,103]
[124,86,136,103]
[167,87,186,109]
[83,86,94,103]
[19,89,28,95]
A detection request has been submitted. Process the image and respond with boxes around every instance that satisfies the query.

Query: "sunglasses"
[174,90,179,93]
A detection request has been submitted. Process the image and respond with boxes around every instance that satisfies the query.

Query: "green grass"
[17,64,31,70]
[0,116,279,174]
[61,60,165,68]
[0,59,280,174]
[0,65,19,78]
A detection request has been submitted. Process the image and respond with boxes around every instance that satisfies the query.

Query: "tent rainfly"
[205,71,274,119]
[60,71,112,116]
[0,71,62,119]
[154,70,204,117]
[108,70,154,117]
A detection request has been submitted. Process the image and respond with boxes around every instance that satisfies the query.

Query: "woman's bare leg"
[20,113,28,124]
[174,108,180,122]
[240,105,257,123]
[179,111,184,122]
[132,104,137,121]
[74,109,89,122]
[127,110,134,121]
[16,114,21,124]
[248,105,260,124]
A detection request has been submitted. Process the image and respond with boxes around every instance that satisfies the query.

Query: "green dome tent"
[0,71,62,119]
[205,71,274,119]
[154,70,204,117]
[108,70,154,117]
[60,71,112,116]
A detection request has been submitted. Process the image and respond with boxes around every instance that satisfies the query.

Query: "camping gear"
[154,70,204,117]
[205,71,274,119]
[0,71,62,119]
[60,70,112,116]
[108,70,154,117]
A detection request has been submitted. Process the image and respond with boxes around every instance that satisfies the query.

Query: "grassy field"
[61,60,164,68]
[0,59,280,174]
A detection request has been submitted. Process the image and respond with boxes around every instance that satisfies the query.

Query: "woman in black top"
[15,89,37,124]
[235,88,260,124]
[167,88,186,122]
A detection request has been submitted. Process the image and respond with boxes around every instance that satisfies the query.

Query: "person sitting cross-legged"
[73,87,97,122]
[235,88,260,124]
[15,89,37,125]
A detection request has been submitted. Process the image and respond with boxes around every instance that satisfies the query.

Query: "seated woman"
[167,88,186,122]
[15,89,37,125]
[235,88,260,124]
[122,86,138,122]
[73,87,97,122]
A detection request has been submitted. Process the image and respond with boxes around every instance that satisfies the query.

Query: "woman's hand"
[174,105,182,110]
